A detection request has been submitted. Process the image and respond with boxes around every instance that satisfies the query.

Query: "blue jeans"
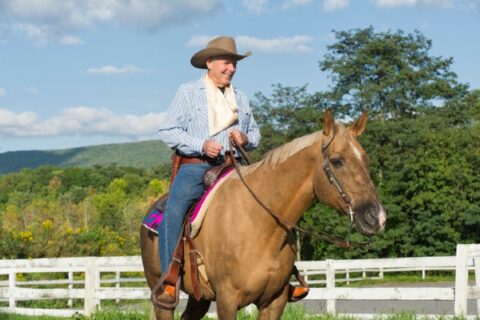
[158,163,212,272]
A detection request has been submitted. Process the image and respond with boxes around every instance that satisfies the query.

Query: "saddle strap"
[184,213,202,301]
[292,265,309,289]
[164,232,185,285]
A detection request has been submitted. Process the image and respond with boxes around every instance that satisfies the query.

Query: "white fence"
[0,244,478,318]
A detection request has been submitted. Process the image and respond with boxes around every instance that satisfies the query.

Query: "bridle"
[321,129,355,223]
[229,135,371,249]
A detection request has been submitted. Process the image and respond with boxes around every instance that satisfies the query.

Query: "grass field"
[0,305,475,320]
[0,274,473,320]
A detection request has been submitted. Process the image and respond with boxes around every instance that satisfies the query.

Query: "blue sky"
[0,0,479,153]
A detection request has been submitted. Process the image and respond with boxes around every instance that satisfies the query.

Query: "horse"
[141,110,386,320]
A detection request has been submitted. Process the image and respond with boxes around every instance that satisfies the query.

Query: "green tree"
[320,27,468,118]
[251,84,326,159]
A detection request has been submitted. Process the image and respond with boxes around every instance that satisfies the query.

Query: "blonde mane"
[237,131,323,177]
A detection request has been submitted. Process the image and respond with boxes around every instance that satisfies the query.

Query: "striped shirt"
[158,76,261,156]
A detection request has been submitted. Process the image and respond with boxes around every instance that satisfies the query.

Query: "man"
[157,36,308,303]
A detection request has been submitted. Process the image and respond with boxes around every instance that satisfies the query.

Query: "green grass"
[0,305,477,320]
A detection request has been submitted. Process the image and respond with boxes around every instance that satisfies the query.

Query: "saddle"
[147,162,233,220]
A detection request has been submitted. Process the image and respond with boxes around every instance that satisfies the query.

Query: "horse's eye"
[330,158,343,168]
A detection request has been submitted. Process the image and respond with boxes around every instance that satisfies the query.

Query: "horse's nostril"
[364,208,377,226]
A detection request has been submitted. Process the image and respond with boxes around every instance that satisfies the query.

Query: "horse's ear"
[323,109,335,137]
[348,111,368,137]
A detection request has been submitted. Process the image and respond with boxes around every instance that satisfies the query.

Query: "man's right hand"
[202,140,223,158]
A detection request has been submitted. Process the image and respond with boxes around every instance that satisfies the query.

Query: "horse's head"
[314,110,386,236]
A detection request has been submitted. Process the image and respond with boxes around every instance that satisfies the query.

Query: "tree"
[251,84,326,159]
[320,27,468,118]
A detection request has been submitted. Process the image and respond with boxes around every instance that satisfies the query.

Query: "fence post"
[326,259,336,313]
[8,270,16,310]
[116,271,121,303]
[454,244,469,316]
[68,271,73,307]
[474,257,480,314]
[84,258,97,316]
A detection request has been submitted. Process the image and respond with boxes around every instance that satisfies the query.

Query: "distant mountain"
[0,140,173,175]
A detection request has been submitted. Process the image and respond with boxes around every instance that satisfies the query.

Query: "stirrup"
[151,274,181,309]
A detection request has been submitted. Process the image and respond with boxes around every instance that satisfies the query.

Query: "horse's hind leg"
[257,286,289,320]
[180,296,211,320]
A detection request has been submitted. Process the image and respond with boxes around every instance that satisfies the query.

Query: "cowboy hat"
[190,36,252,69]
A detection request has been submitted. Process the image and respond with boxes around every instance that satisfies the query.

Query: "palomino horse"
[141,110,386,320]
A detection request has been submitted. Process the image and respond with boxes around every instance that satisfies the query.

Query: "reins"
[229,137,371,249]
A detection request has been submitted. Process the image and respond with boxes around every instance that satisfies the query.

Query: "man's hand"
[229,129,249,147]
[202,140,223,158]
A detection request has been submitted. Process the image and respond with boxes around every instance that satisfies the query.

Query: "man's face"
[206,56,237,88]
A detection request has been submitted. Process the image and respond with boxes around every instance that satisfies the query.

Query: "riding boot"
[288,284,309,302]
[152,266,182,309]
[152,234,184,309]
[288,265,310,302]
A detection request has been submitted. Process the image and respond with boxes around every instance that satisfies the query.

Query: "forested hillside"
[1,27,479,260]
[0,140,172,175]
[0,164,171,258]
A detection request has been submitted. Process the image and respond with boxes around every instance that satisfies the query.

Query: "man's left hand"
[229,129,249,147]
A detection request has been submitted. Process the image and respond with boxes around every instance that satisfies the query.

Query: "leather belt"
[180,153,237,166]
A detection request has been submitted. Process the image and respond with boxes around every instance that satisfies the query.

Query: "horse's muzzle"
[353,202,386,235]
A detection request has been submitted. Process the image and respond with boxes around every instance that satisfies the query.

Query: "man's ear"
[205,58,214,70]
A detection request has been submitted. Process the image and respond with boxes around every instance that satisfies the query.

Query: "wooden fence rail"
[0,244,478,318]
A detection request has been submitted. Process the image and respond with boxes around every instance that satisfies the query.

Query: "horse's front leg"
[180,296,211,320]
[215,290,240,320]
[257,285,289,320]
[152,306,174,320]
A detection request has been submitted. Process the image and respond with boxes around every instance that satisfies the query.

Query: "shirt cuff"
[191,138,205,155]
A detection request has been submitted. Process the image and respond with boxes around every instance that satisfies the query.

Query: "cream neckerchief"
[204,73,238,136]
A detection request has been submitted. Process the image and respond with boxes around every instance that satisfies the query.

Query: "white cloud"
[13,22,50,46]
[60,35,84,45]
[283,0,313,9]
[187,35,314,54]
[0,108,37,130]
[186,35,215,48]
[85,65,145,75]
[236,35,314,53]
[242,0,269,13]
[0,107,165,137]
[0,87,5,97]
[13,22,84,46]
[374,0,453,7]
[323,0,349,11]
[1,0,222,44]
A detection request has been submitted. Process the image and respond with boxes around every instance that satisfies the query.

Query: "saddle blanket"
[142,168,234,238]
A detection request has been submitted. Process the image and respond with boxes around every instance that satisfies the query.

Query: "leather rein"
[229,134,371,249]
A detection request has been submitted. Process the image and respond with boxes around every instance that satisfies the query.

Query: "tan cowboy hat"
[190,36,252,69]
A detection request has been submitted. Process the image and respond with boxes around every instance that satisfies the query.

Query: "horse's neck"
[245,141,320,225]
